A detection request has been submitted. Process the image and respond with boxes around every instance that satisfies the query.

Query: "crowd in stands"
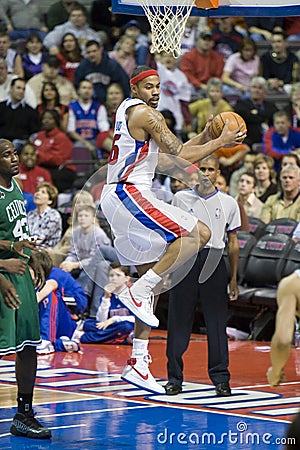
[1,0,300,351]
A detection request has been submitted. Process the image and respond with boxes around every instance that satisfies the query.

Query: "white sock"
[143,269,162,287]
[132,338,148,358]
[132,269,162,294]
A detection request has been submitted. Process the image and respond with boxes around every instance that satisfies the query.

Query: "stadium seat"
[241,233,294,307]
[281,241,300,278]
[263,218,298,237]
[248,216,266,240]
[224,231,257,283]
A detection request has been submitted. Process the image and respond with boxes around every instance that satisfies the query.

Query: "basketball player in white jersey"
[267,270,300,387]
[100,65,246,393]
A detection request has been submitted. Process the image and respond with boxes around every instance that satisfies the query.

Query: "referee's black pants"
[166,248,230,387]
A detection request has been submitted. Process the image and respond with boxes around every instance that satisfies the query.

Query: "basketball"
[210,112,247,140]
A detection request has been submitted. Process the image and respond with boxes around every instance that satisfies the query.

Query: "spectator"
[60,204,111,273]
[104,82,125,128]
[27,55,77,106]
[156,51,192,138]
[67,79,110,157]
[181,17,201,55]
[260,30,299,95]
[215,172,249,231]
[46,0,87,32]
[108,35,136,77]
[0,57,36,108]
[211,17,244,60]
[285,82,300,128]
[121,19,150,66]
[245,17,283,42]
[59,204,116,316]
[234,76,278,149]
[0,77,39,151]
[263,110,300,171]
[29,251,87,354]
[0,0,48,41]
[44,5,100,53]
[49,33,82,83]
[229,152,256,197]
[260,164,300,223]
[74,40,130,105]
[253,154,278,203]
[78,263,135,345]
[0,31,24,77]
[17,142,53,195]
[283,17,300,42]
[215,172,229,193]
[221,38,260,100]
[33,109,75,192]
[37,81,69,132]
[47,190,96,267]
[169,169,189,195]
[236,172,264,218]
[214,142,249,181]
[179,29,224,99]
[90,0,133,49]
[22,33,48,81]
[94,82,125,159]
[281,153,300,169]
[27,182,62,248]
[189,78,232,134]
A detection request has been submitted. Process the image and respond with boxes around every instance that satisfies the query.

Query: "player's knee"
[276,334,293,348]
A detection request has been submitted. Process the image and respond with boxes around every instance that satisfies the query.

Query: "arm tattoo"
[147,109,183,155]
[161,132,183,155]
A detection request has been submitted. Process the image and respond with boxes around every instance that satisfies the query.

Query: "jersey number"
[12,218,30,241]
[109,134,121,165]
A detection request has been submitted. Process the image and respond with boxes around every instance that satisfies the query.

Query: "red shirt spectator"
[179,30,224,91]
[33,109,75,192]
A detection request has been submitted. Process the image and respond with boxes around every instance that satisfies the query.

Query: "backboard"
[112,0,300,17]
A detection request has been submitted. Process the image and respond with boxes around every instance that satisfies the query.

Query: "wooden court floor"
[0,330,299,449]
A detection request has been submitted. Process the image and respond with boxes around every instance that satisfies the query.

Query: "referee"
[165,155,241,396]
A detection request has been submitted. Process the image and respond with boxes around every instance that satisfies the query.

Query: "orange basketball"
[210,112,247,140]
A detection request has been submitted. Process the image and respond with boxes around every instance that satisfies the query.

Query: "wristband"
[10,241,14,252]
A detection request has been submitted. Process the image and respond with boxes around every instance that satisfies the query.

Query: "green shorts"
[0,268,41,356]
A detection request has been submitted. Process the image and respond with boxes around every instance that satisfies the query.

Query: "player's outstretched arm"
[139,107,246,163]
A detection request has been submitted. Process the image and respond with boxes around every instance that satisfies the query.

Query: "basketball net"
[136,0,219,58]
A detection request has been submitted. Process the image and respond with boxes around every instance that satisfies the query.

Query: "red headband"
[130,70,159,86]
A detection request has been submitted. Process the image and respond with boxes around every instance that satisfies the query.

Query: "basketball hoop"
[135,0,195,58]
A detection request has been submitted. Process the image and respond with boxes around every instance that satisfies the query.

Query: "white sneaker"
[118,284,159,328]
[72,329,84,342]
[60,336,80,353]
[121,354,165,394]
[37,340,55,355]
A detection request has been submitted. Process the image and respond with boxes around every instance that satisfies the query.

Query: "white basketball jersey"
[106,98,159,188]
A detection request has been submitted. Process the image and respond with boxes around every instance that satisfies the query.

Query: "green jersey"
[0,178,30,259]
[0,178,40,355]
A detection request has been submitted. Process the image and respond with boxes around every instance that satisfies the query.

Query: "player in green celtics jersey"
[0,139,51,439]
